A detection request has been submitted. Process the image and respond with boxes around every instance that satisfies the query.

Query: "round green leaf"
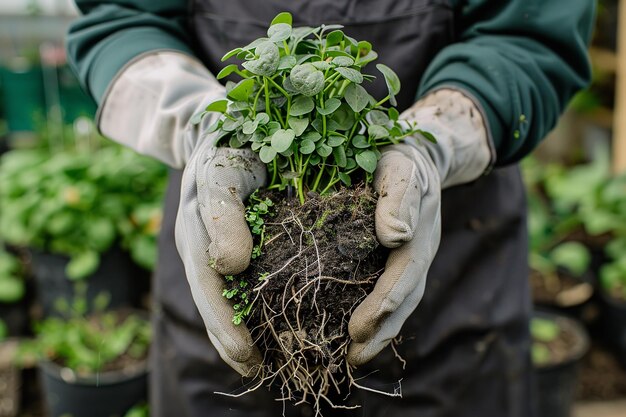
[271,12,293,26]
[327,135,345,147]
[311,61,331,71]
[268,23,292,42]
[256,112,270,125]
[316,98,342,116]
[271,129,296,153]
[259,146,277,164]
[388,107,399,121]
[0,278,24,303]
[352,135,370,149]
[331,56,354,67]
[205,99,229,114]
[242,119,259,135]
[367,109,390,125]
[288,117,309,136]
[278,55,297,70]
[302,131,322,142]
[289,63,325,96]
[227,78,256,102]
[356,150,378,173]
[338,172,351,186]
[335,67,363,84]
[344,83,369,113]
[290,96,315,116]
[316,143,333,158]
[300,139,315,154]
[221,47,243,62]
[242,41,280,76]
[368,125,388,140]
[326,30,344,46]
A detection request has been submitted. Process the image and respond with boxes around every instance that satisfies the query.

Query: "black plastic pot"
[598,289,626,363]
[28,247,142,317]
[39,359,147,417]
[531,270,595,323]
[533,310,590,417]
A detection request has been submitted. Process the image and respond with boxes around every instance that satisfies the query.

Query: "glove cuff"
[97,51,225,169]
[401,88,495,189]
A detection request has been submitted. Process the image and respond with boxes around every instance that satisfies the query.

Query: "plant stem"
[312,161,326,192]
[320,166,337,195]
[264,78,271,116]
[375,95,390,107]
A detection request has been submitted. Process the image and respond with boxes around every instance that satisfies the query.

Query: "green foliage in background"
[18,285,151,375]
[0,247,25,303]
[0,135,167,279]
[531,317,560,366]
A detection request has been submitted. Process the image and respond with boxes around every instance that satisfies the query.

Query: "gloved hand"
[98,52,266,376]
[347,89,494,366]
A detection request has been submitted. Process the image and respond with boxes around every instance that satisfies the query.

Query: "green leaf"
[549,242,590,276]
[338,172,351,186]
[242,41,280,76]
[271,129,296,152]
[344,83,369,113]
[289,63,325,96]
[0,278,25,303]
[332,56,354,67]
[190,111,206,126]
[316,98,342,116]
[367,109,390,125]
[290,96,315,116]
[271,12,292,26]
[66,251,100,280]
[352,135,370,149]
[302,131,322,142]
[216,64,239,80]
[332,146,347,167]
[356,150,378,173]
[242,119,259,135]
[222,117,243,132]
[327,135,345,147]
[255,112,270,125]
[278,55,297,70]
[227,78,256,102]
[259,146,277,164]
[326,30,344,46]
[316,143,333,158]
[376,64,401,106]
[388,107,399,121]
[221,47,243,61]
[311,61,331,71]
[531,318,560,343]
[205,99,229,113]
[346,157,357,170]
[268,23,292,42]
[288,118,309,136]
[368,125,388,140]
[335,67,363,84]
[417,129,437,143]
[300,139,316,154]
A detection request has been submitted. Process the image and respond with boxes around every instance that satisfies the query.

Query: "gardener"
[67,1,593,416]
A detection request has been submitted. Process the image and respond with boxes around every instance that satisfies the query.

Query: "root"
[217,188,400,415]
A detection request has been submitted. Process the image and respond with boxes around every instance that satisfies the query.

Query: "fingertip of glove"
[375,216,413,248]
[346,342,371,367]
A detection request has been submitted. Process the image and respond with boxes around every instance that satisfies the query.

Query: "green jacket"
[67,0,594,165]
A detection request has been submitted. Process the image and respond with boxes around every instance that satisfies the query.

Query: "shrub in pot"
[531,311,589,417]
[18,290,150,417]
[195,13,432,413]
[0,131,166,315]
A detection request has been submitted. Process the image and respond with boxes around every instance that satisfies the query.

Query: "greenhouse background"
[0,1,625,417]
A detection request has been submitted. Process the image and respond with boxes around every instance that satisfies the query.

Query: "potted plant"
[523,158,595,316]
[531,311,590,417]
[0,127,166,315]
[195,12,431,412]
[0,246,28,336]
[18,288,150,417]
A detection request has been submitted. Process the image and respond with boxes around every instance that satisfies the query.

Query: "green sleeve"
[67,0,194,103]
[420,0,595,165]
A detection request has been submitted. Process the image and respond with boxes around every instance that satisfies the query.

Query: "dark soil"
[577,344,626,401]
[227,186,387,404]
[530,270,593,307]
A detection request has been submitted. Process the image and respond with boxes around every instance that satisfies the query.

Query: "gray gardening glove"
[347,89,495,366]
[98,52,266,376]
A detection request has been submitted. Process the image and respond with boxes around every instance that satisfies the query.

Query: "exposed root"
[218,187,402,415]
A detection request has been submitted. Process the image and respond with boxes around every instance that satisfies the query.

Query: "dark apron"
[150,1,534,416]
